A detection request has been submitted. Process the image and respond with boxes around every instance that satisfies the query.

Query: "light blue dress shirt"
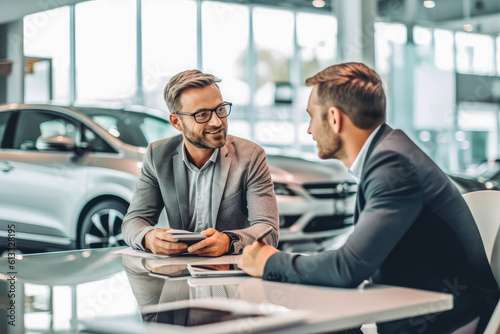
[182,144,219,232]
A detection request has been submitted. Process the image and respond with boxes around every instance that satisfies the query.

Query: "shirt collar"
[348,124,382,183]
[182,142,219,172]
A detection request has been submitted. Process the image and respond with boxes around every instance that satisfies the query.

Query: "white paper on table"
[112,247,167,259]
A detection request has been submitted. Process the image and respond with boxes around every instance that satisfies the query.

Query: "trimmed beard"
[181,118,227,149]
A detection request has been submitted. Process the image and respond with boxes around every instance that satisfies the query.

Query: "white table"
[0,248,453,334]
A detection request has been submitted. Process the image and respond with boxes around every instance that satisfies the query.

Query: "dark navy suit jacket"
[263,124,500,333]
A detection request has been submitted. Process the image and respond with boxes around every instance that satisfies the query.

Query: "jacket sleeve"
[263,150,423,287]
[122,144,164,251]
[222,146,279,253]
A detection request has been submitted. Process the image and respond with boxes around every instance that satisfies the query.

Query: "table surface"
[0,247,453,334]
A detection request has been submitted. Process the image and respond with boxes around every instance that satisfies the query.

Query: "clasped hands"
[144,227,230,257]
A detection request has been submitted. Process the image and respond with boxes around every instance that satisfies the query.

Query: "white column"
[4,19,24,103]
[334,0,376,68]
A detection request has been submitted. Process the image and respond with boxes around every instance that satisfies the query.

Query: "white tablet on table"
[80,298,310,334]
[187,263,247,277]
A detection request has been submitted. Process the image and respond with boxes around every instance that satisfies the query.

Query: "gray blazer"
[263,124,500,333]
[122,134,279,254]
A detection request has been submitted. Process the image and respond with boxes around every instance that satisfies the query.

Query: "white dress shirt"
[348,125,382,184]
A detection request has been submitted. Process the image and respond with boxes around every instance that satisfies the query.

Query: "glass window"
[13,111,80,151]
[434,29,454,71]
[495,37,500,76]
[297,12,337,82]
[75,0,136,104]
[140,117,178,143]
[24,7,70,104]
[375,22,407,74]
[497,37,500,76]
[255,121,294,145]
[83,128,115,153]
[414,26,432,46]
[456,32,495,75]
[253,7,294,106]
[0,112,10,148]
[85,111,175,147]
[202,2,249,107]
[413,26,434,66]
[142,0,197,110]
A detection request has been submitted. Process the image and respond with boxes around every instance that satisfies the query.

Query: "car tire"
[78,200,128,249]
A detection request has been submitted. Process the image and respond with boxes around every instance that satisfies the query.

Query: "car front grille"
[279,215,301,228]
[303,214,354,232]
[303,182,357,199]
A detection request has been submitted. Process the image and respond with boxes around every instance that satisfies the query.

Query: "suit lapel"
[211,145,230,227]
[173,144,189,229]
[354,123,391,224]
[363,123,391,173]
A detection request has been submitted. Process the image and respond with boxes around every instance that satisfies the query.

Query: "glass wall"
[375,21,500,173]
[434,29,454,71]
[455,32,495,75]
[252,7,294,146]
[75,0,137,105]
[24,6,70,104]
[142,0,197,110]
[24,0,500,170]
[297,12,337,82]
[24,0,336,152]
[202,2,250,138]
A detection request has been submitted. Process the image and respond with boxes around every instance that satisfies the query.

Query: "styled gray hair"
[163,70,221,113]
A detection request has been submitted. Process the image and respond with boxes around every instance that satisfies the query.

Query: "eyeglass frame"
[174,102,232,124]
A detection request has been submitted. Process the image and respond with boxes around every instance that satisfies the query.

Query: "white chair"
[462,190,500,334]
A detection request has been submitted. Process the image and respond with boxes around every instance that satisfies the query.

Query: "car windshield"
[76,108,178,147]
[476,161,500,179]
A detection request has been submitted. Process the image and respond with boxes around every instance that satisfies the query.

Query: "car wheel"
[78,200,128,249]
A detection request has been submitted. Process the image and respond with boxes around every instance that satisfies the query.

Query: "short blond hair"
[306,63,386,129]
[163,70,221,114]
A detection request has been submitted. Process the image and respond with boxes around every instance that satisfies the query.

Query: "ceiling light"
[463,24,474,32]
[423,1,435,8]
[312,0,325,8]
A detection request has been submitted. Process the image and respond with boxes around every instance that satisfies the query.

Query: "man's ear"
[327,106,342,134]
[169,113,183,132]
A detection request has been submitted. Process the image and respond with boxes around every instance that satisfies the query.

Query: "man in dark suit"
[123,70,278,257]
[239,63,500,333]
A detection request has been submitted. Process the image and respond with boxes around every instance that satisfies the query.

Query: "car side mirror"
[36,135,76,152]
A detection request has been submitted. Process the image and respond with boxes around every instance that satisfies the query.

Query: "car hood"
[133,150,353,184]
[267,155,354,184]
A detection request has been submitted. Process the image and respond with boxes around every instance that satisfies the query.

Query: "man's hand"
[144,228,188,255]
[238,240,279,277]
[187,228,230,257]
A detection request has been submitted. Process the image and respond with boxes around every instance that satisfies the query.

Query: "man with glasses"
[123,69,278,257]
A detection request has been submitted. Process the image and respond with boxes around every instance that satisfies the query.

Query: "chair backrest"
[463,191,500,334]
[462,190,500,287]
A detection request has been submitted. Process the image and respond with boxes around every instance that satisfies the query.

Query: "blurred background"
[2,0,500,254]
[3,0,500,173]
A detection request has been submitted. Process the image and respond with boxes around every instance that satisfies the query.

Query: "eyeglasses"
[175,102,232,124]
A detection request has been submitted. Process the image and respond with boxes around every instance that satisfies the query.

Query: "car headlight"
[274,183,296,196]
[485,181,497,189]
